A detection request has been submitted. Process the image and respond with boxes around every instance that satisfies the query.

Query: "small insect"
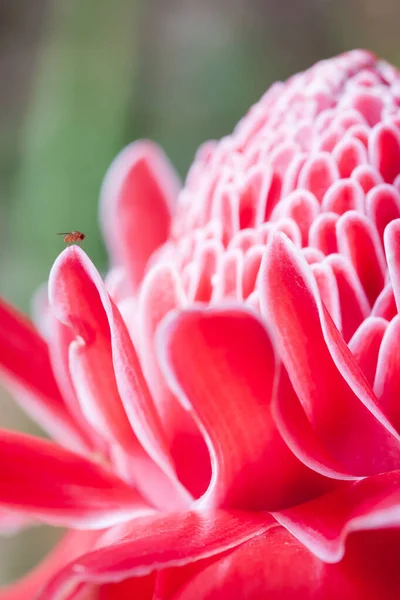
[56,231,86,245]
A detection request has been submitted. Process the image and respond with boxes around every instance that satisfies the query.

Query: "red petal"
[370,123,400,183]
[365,184,400,242]
[308,212,339,255]
[371,284,397,320]
[0,429,150,528]
[325,254,369,342]
[277,189,320,246]
[100,140,180,291]
[351,164,383,193]
[321,179,364,215]
[260,233,400,476]
[138,265,210,499]
[384,219,400,314]
[374,316,400,431]
[49,248,190,509]
[38,510,273,599]
[172,526,400,600]
[0,298,86,451]
[158,306,327,510]
[298,152,339,202]
[275,471,400,563]
[336,211,385,305]
[333,137,367,178]
[348,317,388,387]
[97,576,155,600]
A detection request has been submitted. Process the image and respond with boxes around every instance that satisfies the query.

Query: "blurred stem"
[9,0,141,311]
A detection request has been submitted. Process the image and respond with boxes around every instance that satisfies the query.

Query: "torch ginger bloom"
[2,49,400,598]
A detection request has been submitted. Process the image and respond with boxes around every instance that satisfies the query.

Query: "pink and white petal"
[336,211,386,305]
[100,140,181,291]
[310,262,341,332]
[374,316,400,431]
[158,306,329,511]
[138,265,210,499]
[274,471,400,563]
[384,219,400,315]
[308,212,339,255]
[324,254,370,342]
[348,317,388,387]
[260,233,400,476]
[171,526,400,600]
[0,530,100,600]
[0,298,87,452]
[48,317,106,455]
[272,367,359,481]
[0,429,151,528]
[49,247,190,509]
[37,510,274,600]
[371,283,397,320]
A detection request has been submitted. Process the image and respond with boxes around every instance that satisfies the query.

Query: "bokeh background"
[1,0,400,586]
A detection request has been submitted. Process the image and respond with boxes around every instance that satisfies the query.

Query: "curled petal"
[139,264,210,499]
[158,306,328,510]
[49,247,190,508]
[100,140,181,291]
[260,233,400,476]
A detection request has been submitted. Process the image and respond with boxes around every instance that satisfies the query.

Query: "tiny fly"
[56,231,86,245]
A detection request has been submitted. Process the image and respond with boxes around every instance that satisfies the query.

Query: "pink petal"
[0,298,87,452]
[277,190,320,246]
[297,152,339,202]
[274,471,400,563]
[138,265,210,499]
[371,283,397,320]
[348,317,388,387]
[38,510,273,599]
[260,233,400,476]
[336,211,386,305]
[100,140,180,291]
[351,164,383,193]
[324,254,370,342]
[0,530,100,600]
[369,123,400,183]
[158,306,328,510]
[310,262,341,331]
[321,179,364,215]
[0,429,150,528]
[365,184,400,242]
[374,316,400,431]
[332,137,367,178]
[49,247,190,509]
[384,219,400,315]
[308,212,339,255]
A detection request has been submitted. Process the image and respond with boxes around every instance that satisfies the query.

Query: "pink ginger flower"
[2,49,400,599]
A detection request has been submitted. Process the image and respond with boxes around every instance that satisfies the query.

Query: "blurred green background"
[0,0,400,587]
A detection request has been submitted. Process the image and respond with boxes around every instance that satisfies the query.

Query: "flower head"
[2,49,400,599]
